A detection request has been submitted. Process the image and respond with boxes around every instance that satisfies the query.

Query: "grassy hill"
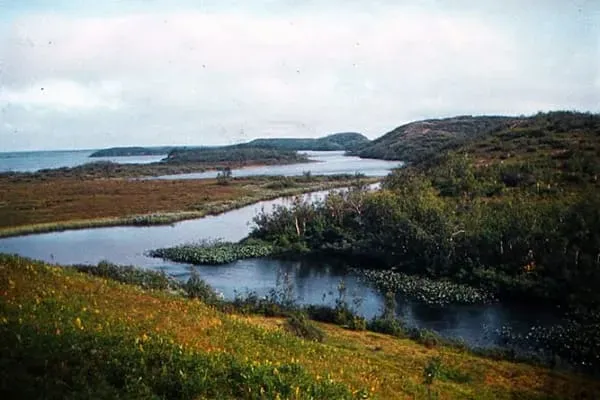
[354,115,518,162]
[243,132,370,151]
[164,147,309,165]
[2,254,598,399]
[90,146,187,157]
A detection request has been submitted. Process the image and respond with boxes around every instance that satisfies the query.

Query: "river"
[0,188,559,349]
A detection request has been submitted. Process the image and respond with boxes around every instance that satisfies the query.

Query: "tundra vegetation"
[0,174,375,237]
[248,111,600,372]
[2,254,599,399]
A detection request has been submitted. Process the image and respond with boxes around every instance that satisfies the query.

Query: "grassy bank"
[1,254,598,399]
[0,175,375,238]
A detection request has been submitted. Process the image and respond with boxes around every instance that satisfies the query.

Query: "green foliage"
[366,318,405,337]
[74,261,181,291]
[0,316,354,399]
[149,240,277,265]
[423,356,442,385]
[184,267,220,303]
[216,166,232,185]
[285,313,326,342]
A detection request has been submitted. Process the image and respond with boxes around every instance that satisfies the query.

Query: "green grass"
[2,254,599,399]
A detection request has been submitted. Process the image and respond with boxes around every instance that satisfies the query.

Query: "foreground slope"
[1,255,598,399]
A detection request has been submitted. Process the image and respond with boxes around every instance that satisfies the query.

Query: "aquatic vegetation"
[353,269,496,306]
[148,240,278,265]
[498,320,600,374]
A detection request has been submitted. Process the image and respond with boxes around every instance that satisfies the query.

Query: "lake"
[0,149,166,173]
[0,149,402,177]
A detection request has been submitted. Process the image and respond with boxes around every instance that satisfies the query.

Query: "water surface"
[0,149,166,173]
[0,190,558,349]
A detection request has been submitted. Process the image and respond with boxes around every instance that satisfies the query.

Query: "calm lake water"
[0,149,401,177]
[151,151,403,179]
[0,189,559,348]
[0,149,165,173]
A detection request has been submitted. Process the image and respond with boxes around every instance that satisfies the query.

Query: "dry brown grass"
[0,177,249,228]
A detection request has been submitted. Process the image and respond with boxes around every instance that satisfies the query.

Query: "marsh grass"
[0,176,379,238]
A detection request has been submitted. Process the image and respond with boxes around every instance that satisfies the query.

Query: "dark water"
[0,149,166,173]
[0,189,559,349]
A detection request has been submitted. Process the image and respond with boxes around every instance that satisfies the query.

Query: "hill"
[242,132,370,151]
[90,133,369,159]
[354,116,518,162]
[89,146,188,157]
[163,146,309,165]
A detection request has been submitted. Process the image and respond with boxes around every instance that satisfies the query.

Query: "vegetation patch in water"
[148,239,278,265]
[498,320,600,374]
[354,269,496,306]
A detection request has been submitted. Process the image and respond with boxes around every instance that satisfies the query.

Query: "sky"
[0,0,598,151]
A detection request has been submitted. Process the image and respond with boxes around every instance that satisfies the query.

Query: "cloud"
[0,80,123,111]
[0,2,598,150]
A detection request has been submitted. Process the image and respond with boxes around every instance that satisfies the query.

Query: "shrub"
[74,261,181,291]
[185,268,219,303]
[367,318,405,337]
[285,313,326,342]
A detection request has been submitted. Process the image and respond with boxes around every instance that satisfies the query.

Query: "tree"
[216,167,232,185]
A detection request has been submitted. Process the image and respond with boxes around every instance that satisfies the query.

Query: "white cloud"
[0,3,598,150]
[0,80,123,111]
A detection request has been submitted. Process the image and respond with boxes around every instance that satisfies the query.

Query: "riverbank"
[0,175,375,238]
[2,254,597,399]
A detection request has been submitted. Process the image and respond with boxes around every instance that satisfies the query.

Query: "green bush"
[285,313,326,342]
[74,261,181,291]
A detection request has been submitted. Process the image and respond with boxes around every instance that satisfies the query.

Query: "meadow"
[2,254,598,399]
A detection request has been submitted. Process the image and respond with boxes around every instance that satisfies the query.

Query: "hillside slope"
[355,116,517,162]
[2,254,598,399]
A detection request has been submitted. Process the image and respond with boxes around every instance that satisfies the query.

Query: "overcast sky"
[0,0,598,151]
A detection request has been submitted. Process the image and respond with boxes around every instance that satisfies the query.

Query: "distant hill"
[90,133,369,158]
[164,147,308,165]
[241,132,370,151]
[354,116,518,163]
[89,146,186,157]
